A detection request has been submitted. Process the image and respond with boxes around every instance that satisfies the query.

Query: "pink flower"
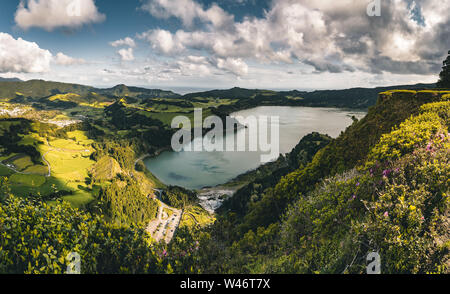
[384,211,389,218]
[426,143,433,152]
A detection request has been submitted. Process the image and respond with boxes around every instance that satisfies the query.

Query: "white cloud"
[216,57,248,76]
[117,48,135,62]
[54,52,86,66]
[0,32,52,73]
[139,29,185,55]
[15,0,105,31]
[139,0,449,76]
[110,37,136,48]
[141,0,233,29]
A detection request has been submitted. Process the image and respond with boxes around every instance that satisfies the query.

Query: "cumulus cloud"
[141,0,234,29]
[110,37,136,48]
[0,32,52,73]
[216,57,248,76]
[54,52,86,66]
[15,0,105,31]
[117,48,135,62]
[139,0,450,76]
[139,29,185,55]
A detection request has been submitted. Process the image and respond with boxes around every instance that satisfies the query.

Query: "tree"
[437,50,450,88]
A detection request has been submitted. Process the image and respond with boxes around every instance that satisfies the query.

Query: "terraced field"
[1,130,96,207]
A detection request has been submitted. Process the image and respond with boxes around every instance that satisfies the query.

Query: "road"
[41,151,51,177]
[145,189,183,244]
[0,152,51,177]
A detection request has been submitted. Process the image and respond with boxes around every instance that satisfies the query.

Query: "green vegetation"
[0,76,448,274]
[9,174,46,187]
[161,186,198,209]
[90,156,122,181]
[98,176,159,226]
[0,195,175,274]
[180,206,215,228]
[0,80,179,101]
[165,90,449,274]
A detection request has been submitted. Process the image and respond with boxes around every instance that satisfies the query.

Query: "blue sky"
[0,0,447,91]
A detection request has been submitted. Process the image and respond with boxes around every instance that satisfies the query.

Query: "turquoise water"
[145,106,366,190]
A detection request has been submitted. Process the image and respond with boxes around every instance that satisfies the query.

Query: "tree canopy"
[437,50,450,88]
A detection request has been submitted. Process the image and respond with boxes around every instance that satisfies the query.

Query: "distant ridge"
[182,83,437,108]
[0,78,437,109]
[0,79,181,100]
[0,77,22,82]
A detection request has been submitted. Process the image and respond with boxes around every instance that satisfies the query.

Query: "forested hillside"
[184,84,436,109]
[0,80,180,100]
[165,90,449,274]
[0,87,448,274]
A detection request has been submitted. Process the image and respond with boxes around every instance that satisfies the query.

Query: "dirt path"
[41,151,51,177]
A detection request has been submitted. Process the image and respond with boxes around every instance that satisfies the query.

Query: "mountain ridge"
[0,78,437,109]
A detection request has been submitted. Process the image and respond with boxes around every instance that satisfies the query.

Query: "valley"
[0,79,448,274]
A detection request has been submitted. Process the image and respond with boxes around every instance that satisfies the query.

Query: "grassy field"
[11,155,34,171]
[10,173,46,187]
[49,138,89,151]
[145,108,213,126]
[0,165,13,176]
[45,147,94,180]
[180,206,215,228]
[67,130,94,146]
[19,134,44,146]
[2,131,98,208]
[22,164,48,176]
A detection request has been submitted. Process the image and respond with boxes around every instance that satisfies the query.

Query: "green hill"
[0,79,180,101]
[0,77,22,82]
[183,84,436,109]
[167,89,449,274]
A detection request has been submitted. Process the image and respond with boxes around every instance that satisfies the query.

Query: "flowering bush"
[0,195,168,274]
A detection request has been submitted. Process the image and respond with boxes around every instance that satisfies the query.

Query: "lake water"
[145,106,367,190]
